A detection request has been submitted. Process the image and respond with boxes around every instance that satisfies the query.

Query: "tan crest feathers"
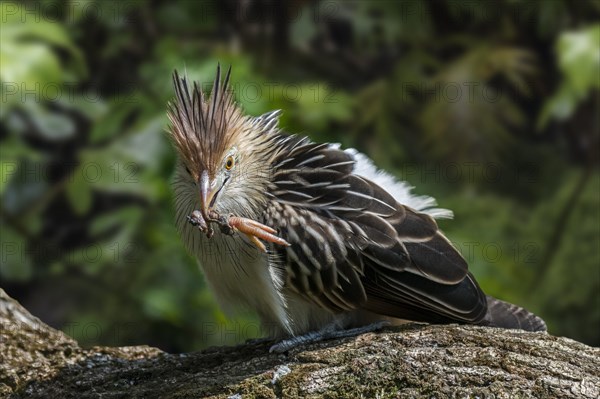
[168,65,245,176]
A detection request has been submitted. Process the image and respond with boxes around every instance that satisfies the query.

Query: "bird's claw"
[227,216,291,253]
[187,210,214,238]
[187,210,289,252]
[187,210,207,230]
[216,214,236,236]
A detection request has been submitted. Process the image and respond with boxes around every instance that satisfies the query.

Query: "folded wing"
[264,138,488,324]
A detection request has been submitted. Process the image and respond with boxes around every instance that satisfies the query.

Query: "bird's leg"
[227,216,291,252]
[190,209,289,252]
[234,219,289,252]
[205,211,290,252]
[269,320,390,353]
[205,211,233,234]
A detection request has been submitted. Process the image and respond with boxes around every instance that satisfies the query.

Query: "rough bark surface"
[1,288,598,399]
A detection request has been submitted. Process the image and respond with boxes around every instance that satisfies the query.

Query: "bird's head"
[167,66,279,221]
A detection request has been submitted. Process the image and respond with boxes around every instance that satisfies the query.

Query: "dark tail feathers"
[481,296,547,332]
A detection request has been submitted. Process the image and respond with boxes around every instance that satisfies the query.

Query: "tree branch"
[1,288,598,398]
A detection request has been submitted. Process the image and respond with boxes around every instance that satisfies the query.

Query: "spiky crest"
[167,64,248,179]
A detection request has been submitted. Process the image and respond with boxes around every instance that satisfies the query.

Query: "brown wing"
[264,137,488,324]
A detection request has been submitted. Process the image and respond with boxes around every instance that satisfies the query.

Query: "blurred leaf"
[354,0,433,44]
[290,3,318,50]
[59,93,109,121]
[142,288,181,323]
[0,225,32,281]
[1,159,49,215]
[485,48,538,97]
[558,25,600,92]
[418,45,536,163]
[79,115,170,199]
[286,83,352,132]
[0,2,87,100]
[66,165,93,215]
[0,136,35,195]
[89,100,133,144]
[538,24,600,129]
[156,1,216,34]
[67,207,143,273]
[533,171,600,342]
[117,115,170,168]
[29,105,77,139]
[89,206,143,238]
[0,160,13,195]
[0,42,61,91]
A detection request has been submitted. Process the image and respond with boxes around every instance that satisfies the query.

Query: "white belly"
[180,219,292,335]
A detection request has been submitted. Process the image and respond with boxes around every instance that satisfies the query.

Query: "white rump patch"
[343,147,454,219]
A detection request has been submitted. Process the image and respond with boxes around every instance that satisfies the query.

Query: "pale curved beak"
[199,170,216,221]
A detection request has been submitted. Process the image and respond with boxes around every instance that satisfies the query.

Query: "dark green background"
[1,0,599,351]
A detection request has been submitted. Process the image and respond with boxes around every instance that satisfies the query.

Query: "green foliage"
[0,0,598,351]
[414,44,537,163]
[538,24,600,129]
[0,2,86,89]
[534,172,600,343]
[0,1,87,136]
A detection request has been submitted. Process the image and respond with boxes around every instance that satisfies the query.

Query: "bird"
[167,65,546,352]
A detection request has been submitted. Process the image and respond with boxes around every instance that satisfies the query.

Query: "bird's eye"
[184,166,192,175]
[224,156,235,170]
